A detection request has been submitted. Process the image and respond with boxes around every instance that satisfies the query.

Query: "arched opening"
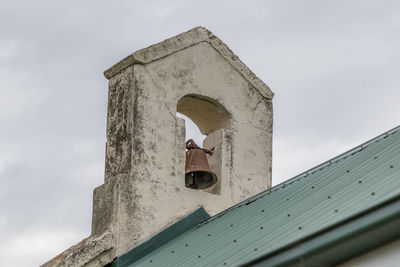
[177,94,231,192]
[177,94,231,136]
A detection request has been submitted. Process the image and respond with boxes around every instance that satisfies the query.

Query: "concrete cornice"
[104,26,274,99]
[41,231,113,267]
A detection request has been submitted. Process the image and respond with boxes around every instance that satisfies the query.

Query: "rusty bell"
[185,139,217,189]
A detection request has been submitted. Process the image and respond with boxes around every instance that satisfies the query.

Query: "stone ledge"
[41,231,114,267]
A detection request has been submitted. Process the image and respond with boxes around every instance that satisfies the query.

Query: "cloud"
[1,1,400,266]
[0,229,82,266]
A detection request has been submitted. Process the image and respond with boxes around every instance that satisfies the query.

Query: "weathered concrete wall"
[95,36,273,256]
[104,66,134,179]
[43,26,273,266]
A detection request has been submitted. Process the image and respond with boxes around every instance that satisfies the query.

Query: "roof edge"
[247,195,400,266]
[103,26,273,99]
[41,231,113,267]
[111,207,210,267]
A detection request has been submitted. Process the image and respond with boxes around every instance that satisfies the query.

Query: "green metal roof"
[114,125,400,266]
[111,208,210,267]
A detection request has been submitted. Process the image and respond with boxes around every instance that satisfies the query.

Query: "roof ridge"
[206,124,400,222]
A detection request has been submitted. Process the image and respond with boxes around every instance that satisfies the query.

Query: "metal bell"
[185,139,217,189]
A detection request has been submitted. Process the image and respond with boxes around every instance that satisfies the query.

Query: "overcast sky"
[1,1,400,266]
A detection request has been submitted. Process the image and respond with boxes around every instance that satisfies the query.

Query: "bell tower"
[43,26,273,267]
[95,26,274,256]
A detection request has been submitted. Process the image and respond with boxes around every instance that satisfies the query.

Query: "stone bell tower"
[43,27,273,267]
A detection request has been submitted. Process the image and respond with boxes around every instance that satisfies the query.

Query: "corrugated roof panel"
[130,126,400,266]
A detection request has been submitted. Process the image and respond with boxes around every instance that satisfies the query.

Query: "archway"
[177,94,231,135]
[177,94,231,193]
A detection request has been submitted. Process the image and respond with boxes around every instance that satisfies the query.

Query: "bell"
[185,139,217,189]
